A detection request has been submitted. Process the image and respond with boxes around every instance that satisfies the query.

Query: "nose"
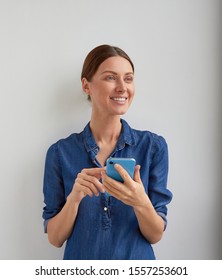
[115,78,126,93]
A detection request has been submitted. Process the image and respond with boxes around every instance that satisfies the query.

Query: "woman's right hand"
[69,167,106,204]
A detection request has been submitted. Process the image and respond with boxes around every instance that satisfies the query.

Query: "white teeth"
[111,97,127,101]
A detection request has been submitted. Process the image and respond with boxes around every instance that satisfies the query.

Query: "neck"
[90,115,122,144]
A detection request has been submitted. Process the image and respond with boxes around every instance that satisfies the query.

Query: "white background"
[0,0,221,259]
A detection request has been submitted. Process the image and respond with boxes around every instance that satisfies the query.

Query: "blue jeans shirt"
[43,119,172,259]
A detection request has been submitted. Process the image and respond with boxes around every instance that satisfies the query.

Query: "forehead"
[97,56,134,74]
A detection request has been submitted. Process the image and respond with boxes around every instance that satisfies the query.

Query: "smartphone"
[106,157,136,182]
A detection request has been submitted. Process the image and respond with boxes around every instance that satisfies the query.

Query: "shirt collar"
[83,119,136,153]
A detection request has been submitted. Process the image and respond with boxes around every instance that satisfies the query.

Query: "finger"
[104,185,122,199]
[82,167,106,179]
[134,165,142,183]
[74,181,94,197]
[102,172,123,190]
[77,175,105,194]
[102,172,127,199]
[78,172,105,193]
[75,177,99,196]
[102,177,123,199]
[114,163,131,183]
[82,187,93,197]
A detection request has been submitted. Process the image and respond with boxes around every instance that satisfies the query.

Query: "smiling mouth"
[110,97,127,102]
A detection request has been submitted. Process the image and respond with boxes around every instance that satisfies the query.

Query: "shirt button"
[104,207,108,212]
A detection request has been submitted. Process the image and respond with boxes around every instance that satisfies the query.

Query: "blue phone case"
[106,157,136,182]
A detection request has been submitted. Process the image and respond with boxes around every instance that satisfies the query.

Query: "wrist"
[67,192,81,208]
[133,194,152,211]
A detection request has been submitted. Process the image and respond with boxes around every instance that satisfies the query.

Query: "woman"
[43,44,172,260]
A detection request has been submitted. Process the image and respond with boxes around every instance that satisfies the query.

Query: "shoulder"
[46,131,83,156]
[132,127,167,152]
[121,119,167,151]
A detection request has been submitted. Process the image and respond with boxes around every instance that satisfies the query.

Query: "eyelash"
[106,75,116,81]
[105,76,133,82]
[125,76,133,82]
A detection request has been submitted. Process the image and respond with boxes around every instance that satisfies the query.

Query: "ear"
[81,78,91,95]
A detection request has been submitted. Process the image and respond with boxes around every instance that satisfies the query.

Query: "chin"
[109,104,130,116]
[113,110,128,116]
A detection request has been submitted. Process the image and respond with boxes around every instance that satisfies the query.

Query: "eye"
[125,75,134,83]
[106,75,116,81]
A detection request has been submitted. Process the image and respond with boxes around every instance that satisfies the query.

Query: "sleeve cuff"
[43,220,49,233]
[157,212,167,231]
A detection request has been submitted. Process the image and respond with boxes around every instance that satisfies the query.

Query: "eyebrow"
[101,70,134,75]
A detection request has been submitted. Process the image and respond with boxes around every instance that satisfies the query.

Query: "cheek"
[129,86,135,97]
[91,82,112,94]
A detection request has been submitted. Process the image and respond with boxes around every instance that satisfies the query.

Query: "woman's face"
[82,56,135,117]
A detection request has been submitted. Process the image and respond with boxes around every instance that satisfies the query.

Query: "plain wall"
[0,0,221,259]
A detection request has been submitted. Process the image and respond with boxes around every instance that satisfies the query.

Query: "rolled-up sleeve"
[42,143,65,233]
[148,136,173,230]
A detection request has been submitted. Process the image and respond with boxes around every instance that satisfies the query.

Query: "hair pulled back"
[81,44,134,82]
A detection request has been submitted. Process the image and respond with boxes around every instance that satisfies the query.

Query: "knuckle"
[77,172,83,178]
[89,182,96,190]
[75,177,80,183]
[91,177,98,184]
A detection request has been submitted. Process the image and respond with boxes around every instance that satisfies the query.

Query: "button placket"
[100,193,111,229]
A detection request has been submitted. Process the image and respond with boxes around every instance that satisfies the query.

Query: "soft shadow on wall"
[217,6,222,259]
[218,80,222,260]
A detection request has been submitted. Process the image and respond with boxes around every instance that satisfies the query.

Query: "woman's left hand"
[102,164,149,207]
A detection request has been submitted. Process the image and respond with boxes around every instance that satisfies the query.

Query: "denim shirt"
[42,119,172,260]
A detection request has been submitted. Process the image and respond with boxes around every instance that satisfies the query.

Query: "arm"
[47,194,79,248]
[46,168,105,248]
[102,164,164,244]
[132,165,165,244]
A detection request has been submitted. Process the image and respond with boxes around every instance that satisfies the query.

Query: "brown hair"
[81,44,134,82]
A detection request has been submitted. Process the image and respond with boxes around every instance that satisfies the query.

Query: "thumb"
[134,165,142,183]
